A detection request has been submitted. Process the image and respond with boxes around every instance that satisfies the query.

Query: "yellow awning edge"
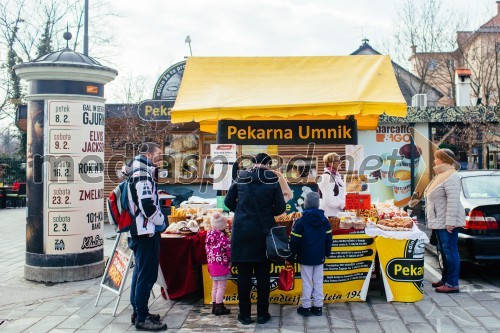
[172,55,407,129]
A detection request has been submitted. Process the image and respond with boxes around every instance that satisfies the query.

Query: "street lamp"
[185,35,193,56]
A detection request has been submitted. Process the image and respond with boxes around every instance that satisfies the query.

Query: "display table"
[202,229,377,305]
[159,231,207,299]
[365,224,429,302]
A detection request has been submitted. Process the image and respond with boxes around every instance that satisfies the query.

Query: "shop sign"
[153,61,186,100]
[138,99,173,121]
[376,237,425,302]
[100,233,133,293]
[217,120,357,145]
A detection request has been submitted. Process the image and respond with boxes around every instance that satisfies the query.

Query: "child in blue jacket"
[289,192,333,317]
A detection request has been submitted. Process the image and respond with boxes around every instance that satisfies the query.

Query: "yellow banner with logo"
[202,231,376,304]
[375,237,425,302]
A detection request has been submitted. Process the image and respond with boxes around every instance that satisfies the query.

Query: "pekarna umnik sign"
[217,120,357,145]
[138,99,174,121]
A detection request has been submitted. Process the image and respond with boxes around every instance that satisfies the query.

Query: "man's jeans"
[128,233,160,322]
[436,228,460,287]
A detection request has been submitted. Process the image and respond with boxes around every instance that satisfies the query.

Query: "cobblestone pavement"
[1,208,500,332]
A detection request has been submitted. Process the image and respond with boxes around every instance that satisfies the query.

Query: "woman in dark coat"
[224,153,286,325]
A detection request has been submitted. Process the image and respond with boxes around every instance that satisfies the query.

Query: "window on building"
[164,133,199,179]
[428,59,438,71]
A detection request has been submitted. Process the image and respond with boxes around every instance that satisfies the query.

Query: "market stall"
[161,55,415,303]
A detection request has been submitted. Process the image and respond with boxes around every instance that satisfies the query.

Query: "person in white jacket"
[317,153,346,217]
[424,148,465,294]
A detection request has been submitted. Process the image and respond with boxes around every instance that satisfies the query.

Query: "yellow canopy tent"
[171,55,406,133]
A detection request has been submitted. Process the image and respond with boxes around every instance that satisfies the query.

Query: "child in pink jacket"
[205,212,231,316]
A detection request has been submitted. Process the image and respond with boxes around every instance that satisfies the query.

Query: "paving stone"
[379,320,410,333]
[474,316,500,330]
[57,314,92,329]
[254,328,280,333]
[0,317,39,333]
[329,309,355,329]
[281,305,304,326]
[20,315,67,332]
[372,303,399,321]
[461,327,489,333]
[441,305,482,327]
[469,289,496,301]
[394,303,427,324]
[451,293,494,317]
[280,327,307,333]
[79,313,115,330]
[349,302,377,322]
[0,307,32,320]
[425,290,460,307]
[477,299,500,314]
[304,313,329,328]
[406,323,437,333]
[268,303,281,316]
[356,321,383,333]
[100,323,133,332]
[427,317,461,332]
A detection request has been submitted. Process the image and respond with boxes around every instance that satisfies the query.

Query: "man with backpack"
[125,142,167,331]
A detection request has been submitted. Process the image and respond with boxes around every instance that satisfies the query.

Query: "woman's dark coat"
[224,167,286,263]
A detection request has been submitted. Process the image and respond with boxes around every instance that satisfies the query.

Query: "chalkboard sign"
[100,233,133,294]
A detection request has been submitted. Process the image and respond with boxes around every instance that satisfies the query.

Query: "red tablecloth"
[159,231,207,299]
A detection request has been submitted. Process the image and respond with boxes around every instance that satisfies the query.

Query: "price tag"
[345,193,371,210]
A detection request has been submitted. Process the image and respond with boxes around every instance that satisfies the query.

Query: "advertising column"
[45,100,105,254]
[14,48,117,282]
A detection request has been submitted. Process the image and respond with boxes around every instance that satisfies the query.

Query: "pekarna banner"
[217,120,358,145]
[138,100,174,121]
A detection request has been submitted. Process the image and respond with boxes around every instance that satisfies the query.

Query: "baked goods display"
[339,216,366,230]
[376,217,414,231]
[374,202,409,220]
[274,212,302,222]
[165,208,232,234]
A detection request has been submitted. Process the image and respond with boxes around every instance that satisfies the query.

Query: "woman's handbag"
[429,229,438,246]
[277,264,295,291]
[266,226,292,262]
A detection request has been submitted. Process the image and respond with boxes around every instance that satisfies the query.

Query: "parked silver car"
[457,170,500,262]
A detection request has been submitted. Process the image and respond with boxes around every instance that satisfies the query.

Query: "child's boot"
[214,303,231,316]
[211,302,216,314]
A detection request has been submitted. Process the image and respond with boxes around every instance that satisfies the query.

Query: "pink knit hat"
[211,212,228,231]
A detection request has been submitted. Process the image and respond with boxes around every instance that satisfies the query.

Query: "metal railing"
[0,158,26,185]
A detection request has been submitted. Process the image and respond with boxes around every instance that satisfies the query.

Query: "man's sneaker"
[135,316,167,331]
[297,306,312,317]
[131,313,161,324]
[311,306,323,316]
